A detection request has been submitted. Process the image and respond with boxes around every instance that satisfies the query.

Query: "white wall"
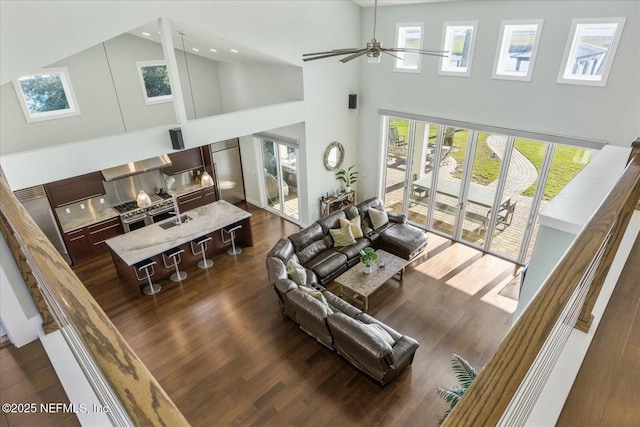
[0,1,361,225]
[357,0,640,200]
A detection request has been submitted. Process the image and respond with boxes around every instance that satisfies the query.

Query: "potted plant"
[359,247,378,274]
[436,354,478,425]
[336,165,358,193]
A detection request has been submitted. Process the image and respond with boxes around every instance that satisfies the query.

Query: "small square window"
[438,21,478,77]
[136,60,172,105]
[13,67,80,123]
[394,23,424,73]
[492,20,544,81]
[557,18,626,87]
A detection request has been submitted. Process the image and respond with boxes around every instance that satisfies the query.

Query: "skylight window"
[492,20,544,81]
[136,60,172,105]
[557,18,626,87]
[394,23,424,73]
[438,22,478,77]
[13,67,80,123]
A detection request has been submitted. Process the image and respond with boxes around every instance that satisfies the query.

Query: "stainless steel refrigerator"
[210,139,246,204]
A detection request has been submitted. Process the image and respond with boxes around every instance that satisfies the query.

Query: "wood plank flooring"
[0,340,79,427]
[65,204,519,426]
[558,231,640,426]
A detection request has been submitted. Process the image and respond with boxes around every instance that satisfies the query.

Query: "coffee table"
[335,250,409,311]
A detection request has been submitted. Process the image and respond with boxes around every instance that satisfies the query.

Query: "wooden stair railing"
[443,151,640,426]
[0,178,190,426]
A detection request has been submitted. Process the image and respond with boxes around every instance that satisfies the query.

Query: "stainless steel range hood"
[101,155,172,182]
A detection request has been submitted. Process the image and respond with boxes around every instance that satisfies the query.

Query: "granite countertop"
[105,200,250,266]
[57,206,120,233]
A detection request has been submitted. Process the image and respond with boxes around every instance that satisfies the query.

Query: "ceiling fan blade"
[339,49,371,63]
[303,50,364,62]
[384,47,449,57]
[303,48,363,57]
[382,51,403,60]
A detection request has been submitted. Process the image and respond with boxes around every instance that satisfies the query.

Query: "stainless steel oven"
[121,211,148,233]
[147,201,177,224]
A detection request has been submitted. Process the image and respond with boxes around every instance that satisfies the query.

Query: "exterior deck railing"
[443,149,640,426]
[0,178,189,426]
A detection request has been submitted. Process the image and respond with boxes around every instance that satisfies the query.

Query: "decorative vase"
[363,264,374,274]
[345,186,351,193]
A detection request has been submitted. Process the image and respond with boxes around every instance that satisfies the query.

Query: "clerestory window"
[394,23,424,73]
[136,60,172,105]
[13,67,80,122]
[557,18,626,87]
[492,20,544,81]
[439,22,478,77]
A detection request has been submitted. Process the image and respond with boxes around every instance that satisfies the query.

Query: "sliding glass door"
[261,138,299,221]
[381,114,596,264]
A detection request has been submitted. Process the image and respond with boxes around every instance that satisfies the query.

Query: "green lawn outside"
[388,119,593,200]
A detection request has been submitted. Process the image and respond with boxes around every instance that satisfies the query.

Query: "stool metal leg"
[170,256,187,282]
[198,251,214,269]
[221,225,243,256]
[142,272,161,295]
[191,239,213,269]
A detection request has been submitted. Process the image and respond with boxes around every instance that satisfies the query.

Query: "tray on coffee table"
[335,249,408,311]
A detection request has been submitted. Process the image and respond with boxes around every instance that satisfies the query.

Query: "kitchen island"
[106,200,253,294]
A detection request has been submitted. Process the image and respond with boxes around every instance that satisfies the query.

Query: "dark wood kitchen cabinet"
[63,217,123,265]
[202,186,217,205]
[44,171,105,207]
[164,147,204,175]
[176,190,204,212]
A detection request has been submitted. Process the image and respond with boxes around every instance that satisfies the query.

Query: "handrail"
[0,178,189,426]
[443,152,640,426]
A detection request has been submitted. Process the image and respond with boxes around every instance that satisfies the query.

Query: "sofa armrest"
[288,289,332,321]
[356,313,403,343]
[324,292,362,318]
[390,335,419,369]
[387,212,407,224]
[274,278,298,294]
[327,312,394,364]
[266,256,288,285]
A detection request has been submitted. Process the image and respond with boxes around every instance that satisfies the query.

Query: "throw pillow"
[365,323,396,346]
[339,215,364,239]
[329,224,356,247]
[298,285,328,306]
[369,207,389,229]
[287,259,307,286]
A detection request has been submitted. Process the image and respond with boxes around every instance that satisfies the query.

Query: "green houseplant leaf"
[336,165,358,185]
[435,354,478,425]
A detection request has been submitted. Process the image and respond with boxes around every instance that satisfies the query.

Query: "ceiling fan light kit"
[302,0,447,63]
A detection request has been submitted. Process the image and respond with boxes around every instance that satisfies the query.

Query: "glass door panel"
[262,139,300,221]
[431,127,471,237]
[406,121,435,226]
[384,117,410,213]
[459,132,508,248]
[489,138,547,260]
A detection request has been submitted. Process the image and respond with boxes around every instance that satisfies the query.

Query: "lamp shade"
[201,171,214,188]
[136,190,152,207]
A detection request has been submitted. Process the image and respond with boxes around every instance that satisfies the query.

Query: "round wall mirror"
[324,141,344,171]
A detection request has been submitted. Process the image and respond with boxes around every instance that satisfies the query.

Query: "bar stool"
[190,236,213,269]
[162,248,187,282]
[221,225,243,255]
[135,259,161,295]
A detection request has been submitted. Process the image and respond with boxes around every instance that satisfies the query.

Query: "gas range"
[115,193,176,231]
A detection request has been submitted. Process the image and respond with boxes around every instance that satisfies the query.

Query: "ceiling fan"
[303,0,447,63]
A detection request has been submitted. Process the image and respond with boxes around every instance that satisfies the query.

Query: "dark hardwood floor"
[68,204,519,426]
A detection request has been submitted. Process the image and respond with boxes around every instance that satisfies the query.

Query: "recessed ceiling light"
[142,32,151,37]
[209,48,217,53]
[191,48,200,52]
[230,49,239,53]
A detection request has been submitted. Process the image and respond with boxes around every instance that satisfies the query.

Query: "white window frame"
[13,67,80,123]
[438,21,478,77]
[557,17,626,87]
[393,22,424,73]
[136,60,173,105]
[492,19,544,81]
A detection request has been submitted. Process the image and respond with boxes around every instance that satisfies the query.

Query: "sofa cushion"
[316,210,347,233]
[365,323,396,346]
[331,238,370,264]
[330,224,356,247]
[299,285,329,306]
[304,250,347,280]
[266,237,296,263]
[369,207,389,229]
[339,215,364,239]
[380,223,428,260]
[289,223,325,254]
[287,259,307,285]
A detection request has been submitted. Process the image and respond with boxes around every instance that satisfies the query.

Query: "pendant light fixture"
[201,171,214,188]
[136,190,152,207]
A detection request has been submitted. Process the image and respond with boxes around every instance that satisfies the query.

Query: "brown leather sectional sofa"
[266,197,427,385]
